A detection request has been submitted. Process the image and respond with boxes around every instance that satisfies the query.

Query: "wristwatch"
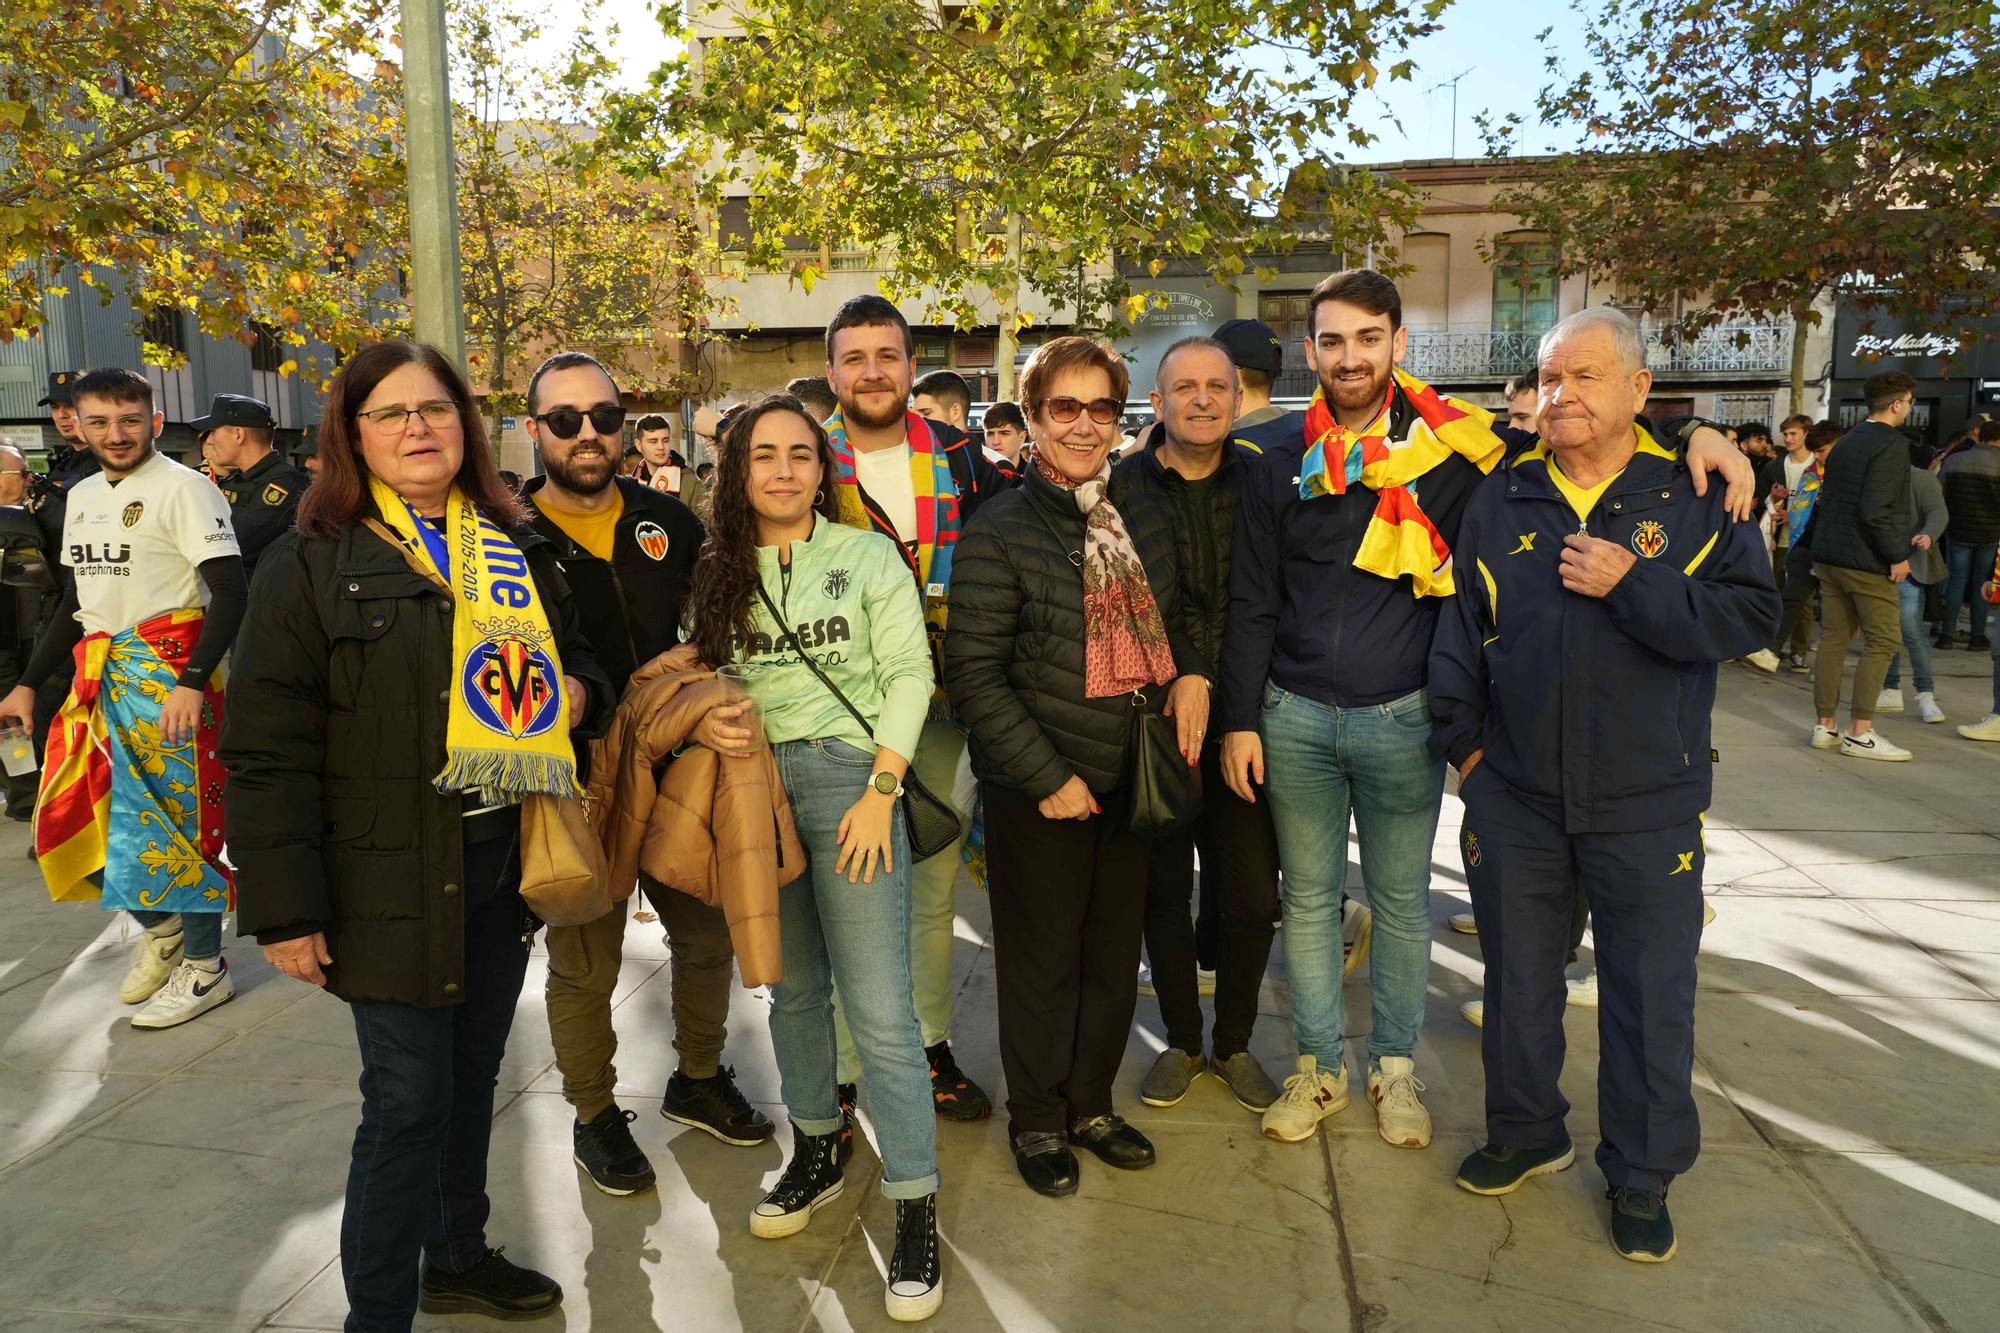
[869,771,904,797]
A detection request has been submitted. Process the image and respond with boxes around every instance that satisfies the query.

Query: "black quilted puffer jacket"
[944,462,1207,798]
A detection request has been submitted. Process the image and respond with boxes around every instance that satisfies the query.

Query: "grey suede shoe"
[1139,1048,1204,1107]
[1212,1051,1281,1112]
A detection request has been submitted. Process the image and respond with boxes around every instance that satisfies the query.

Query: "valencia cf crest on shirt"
[634,520,670,561]
[122,501,145,528]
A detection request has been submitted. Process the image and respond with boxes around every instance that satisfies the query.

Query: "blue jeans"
[1260,685,1445,1071]
[771,737,938,1199]
[1883,579,1937,693]
[130,909,223,961]
[341,836,528,1332]
[1943,540,1999,641]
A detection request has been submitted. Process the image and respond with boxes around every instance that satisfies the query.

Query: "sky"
[580,0,1595,164]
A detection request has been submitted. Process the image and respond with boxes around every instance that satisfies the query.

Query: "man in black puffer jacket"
[1809,370,1917,760]
[1110,335,1284,1117]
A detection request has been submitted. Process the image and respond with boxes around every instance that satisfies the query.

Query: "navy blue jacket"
[1429,439,1780,834]
[1218,391,1536,730]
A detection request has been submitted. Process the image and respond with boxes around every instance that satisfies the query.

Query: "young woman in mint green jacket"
[683,395,943,1323]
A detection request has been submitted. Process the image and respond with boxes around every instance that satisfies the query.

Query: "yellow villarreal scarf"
[1300,367,1507,597]
[369,477,579,803]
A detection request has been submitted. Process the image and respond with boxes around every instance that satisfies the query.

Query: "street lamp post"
[401,0,465,366]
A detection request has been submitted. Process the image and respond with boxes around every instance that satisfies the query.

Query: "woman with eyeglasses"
[943,336,1209,1197]
[682,394,945,1321]
[221,341,612,1331]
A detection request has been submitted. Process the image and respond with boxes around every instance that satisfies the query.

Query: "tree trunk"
[995,212,1023,402]
[1789,306,1810,420]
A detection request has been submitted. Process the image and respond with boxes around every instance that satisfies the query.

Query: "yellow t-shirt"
[1548,462,1624,523]
[530,487,624,561]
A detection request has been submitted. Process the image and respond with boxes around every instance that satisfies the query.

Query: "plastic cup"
[0,725,35,778]
[714,663,773,750]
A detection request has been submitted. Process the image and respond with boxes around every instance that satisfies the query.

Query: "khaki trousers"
[545,873,735,1123]
[1812,563,1905,723]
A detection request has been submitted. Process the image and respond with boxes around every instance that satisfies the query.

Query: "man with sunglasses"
[519,352,772,1200]
[821,293,1009,1128]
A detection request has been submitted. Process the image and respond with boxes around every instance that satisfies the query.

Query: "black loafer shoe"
[1067,1113,1156,1170]
[1012,1129,1080,1197]
[1608,1186,1677,1262]
[419,1247,562,1320]
[1454,1139,1575,1196]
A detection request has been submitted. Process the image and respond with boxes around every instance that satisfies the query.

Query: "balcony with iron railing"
[1272,318,1794,398]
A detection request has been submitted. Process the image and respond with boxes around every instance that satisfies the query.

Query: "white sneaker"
[1841,731,1912,762]
[1875,688,1905,713]
[119,924,184,1004]
[1565,970,1599,1008]
[1260,1055,1349,1143]
[1460,999,1485,1028]
[1809,725,1841,750]
[1195,967,1217,997]
[1368,1056,1432,1149]
[1448,912,1478,935]
[1958,713,2000,742]
[131,959,234,1030]
[1916,693,1947,724]
[1743,649,1781,673]
[1342,899,1373,979]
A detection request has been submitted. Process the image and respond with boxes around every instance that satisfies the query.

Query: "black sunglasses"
[1043,396,1123,426]
[533,404,626,439]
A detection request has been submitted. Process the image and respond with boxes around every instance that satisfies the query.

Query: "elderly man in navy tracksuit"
[1430,308,1779,1264]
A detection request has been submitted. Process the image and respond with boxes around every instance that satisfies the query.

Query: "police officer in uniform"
[195,393,308,577]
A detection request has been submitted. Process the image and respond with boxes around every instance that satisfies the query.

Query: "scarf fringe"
[435,746,581,805]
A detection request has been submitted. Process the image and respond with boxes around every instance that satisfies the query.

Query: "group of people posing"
[16,268,1787,1331]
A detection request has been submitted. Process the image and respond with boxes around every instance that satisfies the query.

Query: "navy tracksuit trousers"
[1460,764,1705,1195]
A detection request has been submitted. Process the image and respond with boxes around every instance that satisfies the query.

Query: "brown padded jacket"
[587,646,803,986]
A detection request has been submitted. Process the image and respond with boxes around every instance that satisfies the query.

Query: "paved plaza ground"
[2,653,1998,1332]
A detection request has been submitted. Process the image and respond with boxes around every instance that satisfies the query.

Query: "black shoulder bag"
[1026,493,1201,838]
[754,581,963,860]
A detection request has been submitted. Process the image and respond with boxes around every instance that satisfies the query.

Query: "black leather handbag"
[1126,691,1203,837]
[755,583,963,860]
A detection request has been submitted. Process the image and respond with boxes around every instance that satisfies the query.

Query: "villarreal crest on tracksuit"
[1428,436,1779,1195]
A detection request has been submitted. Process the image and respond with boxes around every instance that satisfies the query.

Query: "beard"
[544,445,618,495]
[1319,358,1392,416]
[840,386,907,432]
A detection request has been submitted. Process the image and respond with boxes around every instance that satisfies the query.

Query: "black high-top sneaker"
[885,1193,944,1322]
[749,1121,845,1239]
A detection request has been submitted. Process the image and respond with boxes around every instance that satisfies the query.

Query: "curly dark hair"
[684,395,841,669]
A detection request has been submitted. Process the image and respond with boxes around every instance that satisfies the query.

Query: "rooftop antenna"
[1428,67,1475,159]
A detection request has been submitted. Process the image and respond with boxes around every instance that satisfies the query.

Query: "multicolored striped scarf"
[1299,367,1506,597]
[36,608,232,911]
[1787,465,1823,546]
[824,409,964,700]
[1041,461,1178,697]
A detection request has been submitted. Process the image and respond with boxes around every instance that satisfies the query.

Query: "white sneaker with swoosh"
[131,959,235,1030]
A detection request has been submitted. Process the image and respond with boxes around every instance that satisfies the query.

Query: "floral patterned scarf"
[1041,463,1178,697]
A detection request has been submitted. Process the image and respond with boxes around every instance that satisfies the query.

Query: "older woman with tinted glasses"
[944,336,1209,1197]
[223,340,612,1331]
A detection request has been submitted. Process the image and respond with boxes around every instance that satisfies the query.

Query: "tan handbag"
[517,791,611,926]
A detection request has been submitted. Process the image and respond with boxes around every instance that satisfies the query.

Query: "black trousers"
[1143,741,1280,1058]
[1461,767,1704,1195]
[985,784,1149,1134]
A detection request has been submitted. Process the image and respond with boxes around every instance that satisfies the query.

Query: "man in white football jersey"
[0,368,249,1030]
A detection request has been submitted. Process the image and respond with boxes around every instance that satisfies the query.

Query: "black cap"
[189,393,275,434]
[1212,319,1285,376]
[37,370,80,407]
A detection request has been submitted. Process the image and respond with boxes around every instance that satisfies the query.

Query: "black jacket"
[1939,445,2000,546]
[222,519,612,1007]
[944,464,1205,798]
[1110,438,1263,679]
[522,475,704,696]
[216,450,310,577]
[1812,421,1915,574]
[1431,445,1780,834]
